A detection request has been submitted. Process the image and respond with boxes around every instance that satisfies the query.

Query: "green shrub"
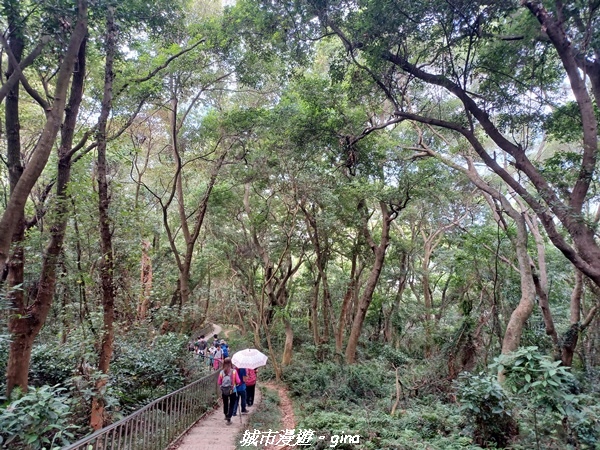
[283,360,391,404]
[30,342,83,387]
[379,346,408,368]
[0,385,79,450]
[492,346,599,448]
[0,339,8,397]
[109,332,195,411]
[456,372,518,447]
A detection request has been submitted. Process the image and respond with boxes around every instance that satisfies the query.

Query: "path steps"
[174,388,262,450]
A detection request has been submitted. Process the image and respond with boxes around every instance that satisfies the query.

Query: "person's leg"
[226,393,235,421]
[232,392,239,416]
[222,393,228,418]
[240,389,248,412]
[246,385,255,406]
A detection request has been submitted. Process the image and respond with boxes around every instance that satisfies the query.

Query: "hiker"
[245,368,257,406]
[218,357,240,425]
[195,335,207,358]
[213,343,223,370]
[231,365,248,416]
[212,334,220,346]
[221,340,229,358]
[207,343,216,368]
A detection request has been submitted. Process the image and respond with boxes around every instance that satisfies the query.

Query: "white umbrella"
[231,348,268,369]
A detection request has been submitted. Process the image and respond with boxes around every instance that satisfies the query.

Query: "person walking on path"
[173,383,262,450]
[207,343,216,368]
[245,368,257,407]
[218,357,240,425]
[195,335,207,358]
[231,366,248,416]
[221,340,229,358]
[213,343,223,371]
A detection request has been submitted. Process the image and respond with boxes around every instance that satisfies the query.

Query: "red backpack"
[245,368,257,386]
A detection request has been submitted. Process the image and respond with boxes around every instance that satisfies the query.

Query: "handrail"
[63,369,220,450]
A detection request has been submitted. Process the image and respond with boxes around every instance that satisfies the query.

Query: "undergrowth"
[237,386,282,449]
[280,344,600,449]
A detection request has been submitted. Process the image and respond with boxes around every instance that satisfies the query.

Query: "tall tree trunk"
[421,239,434,356]
[521,208,560,354]
[345,201,394,364]
[281,316,293,366]
[562,271,584,366]
[0,1,87,273]
[322,277,333,342]
[501,213,536,354]
[335,251,358,354]
[91,7,117,430]
[137,239,152,320]
[299,201,332,342]
[6,34,87,396]
[4,0,27,395]
[383,253,407,343]
[310,272,321,346]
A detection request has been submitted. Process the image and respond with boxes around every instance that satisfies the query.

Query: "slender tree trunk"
[562,271,584,366]
[72,198,93,331]
[91,7,117,430]
[322,278,333,342]
[522,209,560,353]
[4,2,27,394]
[501,213,536,354]
[335,251,358,354]
[137,240,152,320]
[281,316,293,366]
[421,240,434,356]
[203,270,212,325]
[345,201,393,364]
[300,202,333,342]
[345,247,387,363]
[0,1,87,273]
[6,33,87,396]
[310,272,321,346]
[250,320,262,349]
[383,254,407,343]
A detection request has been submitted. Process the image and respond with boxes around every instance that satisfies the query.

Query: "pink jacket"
[218,369,241,386]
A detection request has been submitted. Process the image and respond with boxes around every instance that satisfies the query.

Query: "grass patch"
[236,386,282,449]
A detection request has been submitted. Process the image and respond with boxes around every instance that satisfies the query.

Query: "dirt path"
[212,323,223,336]
[263,382,296,450]
[223,325,239,338]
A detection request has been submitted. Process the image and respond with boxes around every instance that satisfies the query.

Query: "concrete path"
[175,323,261,450]
[174,388,262,450]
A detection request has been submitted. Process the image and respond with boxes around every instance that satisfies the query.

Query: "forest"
[0,0,599,448]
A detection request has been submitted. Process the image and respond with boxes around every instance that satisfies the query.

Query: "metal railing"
[63,370,220,450]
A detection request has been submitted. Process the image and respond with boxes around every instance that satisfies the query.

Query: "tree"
[0,0,88,275]
[323,0,600,286]
[3,0,88,395]
[243,0,600,356]
[90,4,117,430]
